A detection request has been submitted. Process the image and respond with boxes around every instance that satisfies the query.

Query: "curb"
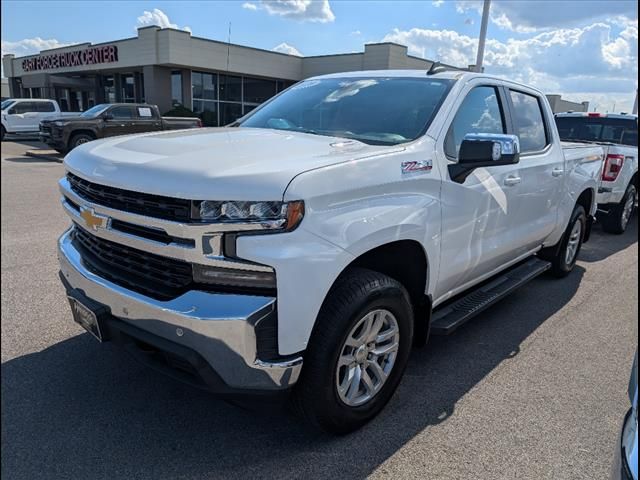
[25,150,64,163]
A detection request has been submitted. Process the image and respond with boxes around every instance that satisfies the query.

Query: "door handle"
[504,175,521,186]
[552,168,564,177]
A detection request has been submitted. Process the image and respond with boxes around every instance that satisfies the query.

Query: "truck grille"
[71,225,193,300]
[67,172,192,222]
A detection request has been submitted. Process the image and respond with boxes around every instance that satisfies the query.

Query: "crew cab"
[555,112,638,233]
[40,103,201,153]
[57,71,603,434]
[1,98,75,140]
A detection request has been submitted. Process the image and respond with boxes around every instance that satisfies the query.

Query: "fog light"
[192,264,276,290]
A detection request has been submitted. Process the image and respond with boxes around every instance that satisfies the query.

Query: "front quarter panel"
[237,137,442,355]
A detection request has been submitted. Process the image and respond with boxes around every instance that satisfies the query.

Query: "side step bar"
[430,257,551,335]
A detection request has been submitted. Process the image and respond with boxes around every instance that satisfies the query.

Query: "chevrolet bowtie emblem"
[80,207,109,230]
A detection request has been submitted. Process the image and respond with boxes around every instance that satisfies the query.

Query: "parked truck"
[555,112,638,234]
[57,70,604,434]
[1,98,75,140]
[40,103,202,153]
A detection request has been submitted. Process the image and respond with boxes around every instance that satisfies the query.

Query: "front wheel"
[602,183,637,234]
[540,205,586,278]
[292,268,414,434]
[69,133,94,150]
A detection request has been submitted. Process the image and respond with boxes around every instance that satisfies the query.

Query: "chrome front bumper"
[58,228,302,391]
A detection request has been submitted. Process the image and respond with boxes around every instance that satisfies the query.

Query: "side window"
[444,86,505,159]
[509,90,548,153]
[12,102,37,114]
[109,106,134,119]
[37,102,56,113]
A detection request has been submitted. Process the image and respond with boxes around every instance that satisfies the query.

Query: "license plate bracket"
[68,296,105,342]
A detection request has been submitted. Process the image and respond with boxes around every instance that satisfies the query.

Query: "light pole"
[633,89,638,115]
[474,0,491,72]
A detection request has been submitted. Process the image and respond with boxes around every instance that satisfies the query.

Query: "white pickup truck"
[555,112,638,234]
[57,70,604,434]
[1,98,75,140]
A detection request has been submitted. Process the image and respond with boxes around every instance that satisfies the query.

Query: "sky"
[1,0,638,112]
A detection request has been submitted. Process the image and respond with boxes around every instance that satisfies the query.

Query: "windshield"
[80,104,110,118]
[555,116,638,147]
[1,100,15,110]
[239,77,454,145]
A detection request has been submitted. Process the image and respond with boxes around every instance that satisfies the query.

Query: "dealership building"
[2,26,457,125]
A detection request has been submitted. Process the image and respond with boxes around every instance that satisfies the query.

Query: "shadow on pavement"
[580,212,637,263]
[2,262,590,480]
[2,156,62,164]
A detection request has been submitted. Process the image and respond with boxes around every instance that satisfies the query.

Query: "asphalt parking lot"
[1,140,637,480]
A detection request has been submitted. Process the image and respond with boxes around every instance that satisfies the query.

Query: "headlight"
[193,200,304,231]
[53,121,66,127]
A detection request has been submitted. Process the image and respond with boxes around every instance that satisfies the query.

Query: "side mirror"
[102,113,114,121]
[449,133,520,183]
[8,108,16,115]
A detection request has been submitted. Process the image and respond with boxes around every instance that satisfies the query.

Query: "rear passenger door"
[506,88,564,249]
[130,106,162,134]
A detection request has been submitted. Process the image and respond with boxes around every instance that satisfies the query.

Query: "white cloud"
[2,37,73,76]
[1,37,71,57]
[350,30,362,36]
[455,0,637,33]
[136,8,191,32]
[272,42,303,56]
[432,0,445,7]
[382,21,638,112]
[243,0,335,23]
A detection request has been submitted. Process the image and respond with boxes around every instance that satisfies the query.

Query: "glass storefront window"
[243,77,276,104]
[191,71,293,126]
[220,102,242,125]
[219,75,241,102]
[171,70,183,106]
[193,99,218,127]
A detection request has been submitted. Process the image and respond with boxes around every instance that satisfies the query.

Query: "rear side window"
[555,116,638,147]
[509,90,548,153]
[444,86,506,159]
[109,106,135,119]
[37,102,56,112]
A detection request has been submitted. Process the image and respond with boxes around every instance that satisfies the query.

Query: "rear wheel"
[540,205,586,278]
[69,133,94,150]
[292,268,414,434]
[602,183,637,234]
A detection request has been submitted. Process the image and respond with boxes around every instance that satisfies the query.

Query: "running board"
[430,257,551,335]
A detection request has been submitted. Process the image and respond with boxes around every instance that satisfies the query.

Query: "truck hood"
[64,127,402,200]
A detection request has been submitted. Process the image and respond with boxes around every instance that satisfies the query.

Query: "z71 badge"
[401,160,433,174]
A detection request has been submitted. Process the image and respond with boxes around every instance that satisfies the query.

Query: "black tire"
[69,133,94,150]
[601,183,637,234]
[1,126,5,141]
[540,205,586,278]
[291,268,414,434]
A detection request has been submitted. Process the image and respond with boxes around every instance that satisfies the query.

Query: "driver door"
[434,83,527,303]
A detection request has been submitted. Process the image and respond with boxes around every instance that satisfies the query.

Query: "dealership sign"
[21,45,119,72]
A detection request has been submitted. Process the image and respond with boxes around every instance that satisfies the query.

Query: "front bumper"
[57,228,302,393]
